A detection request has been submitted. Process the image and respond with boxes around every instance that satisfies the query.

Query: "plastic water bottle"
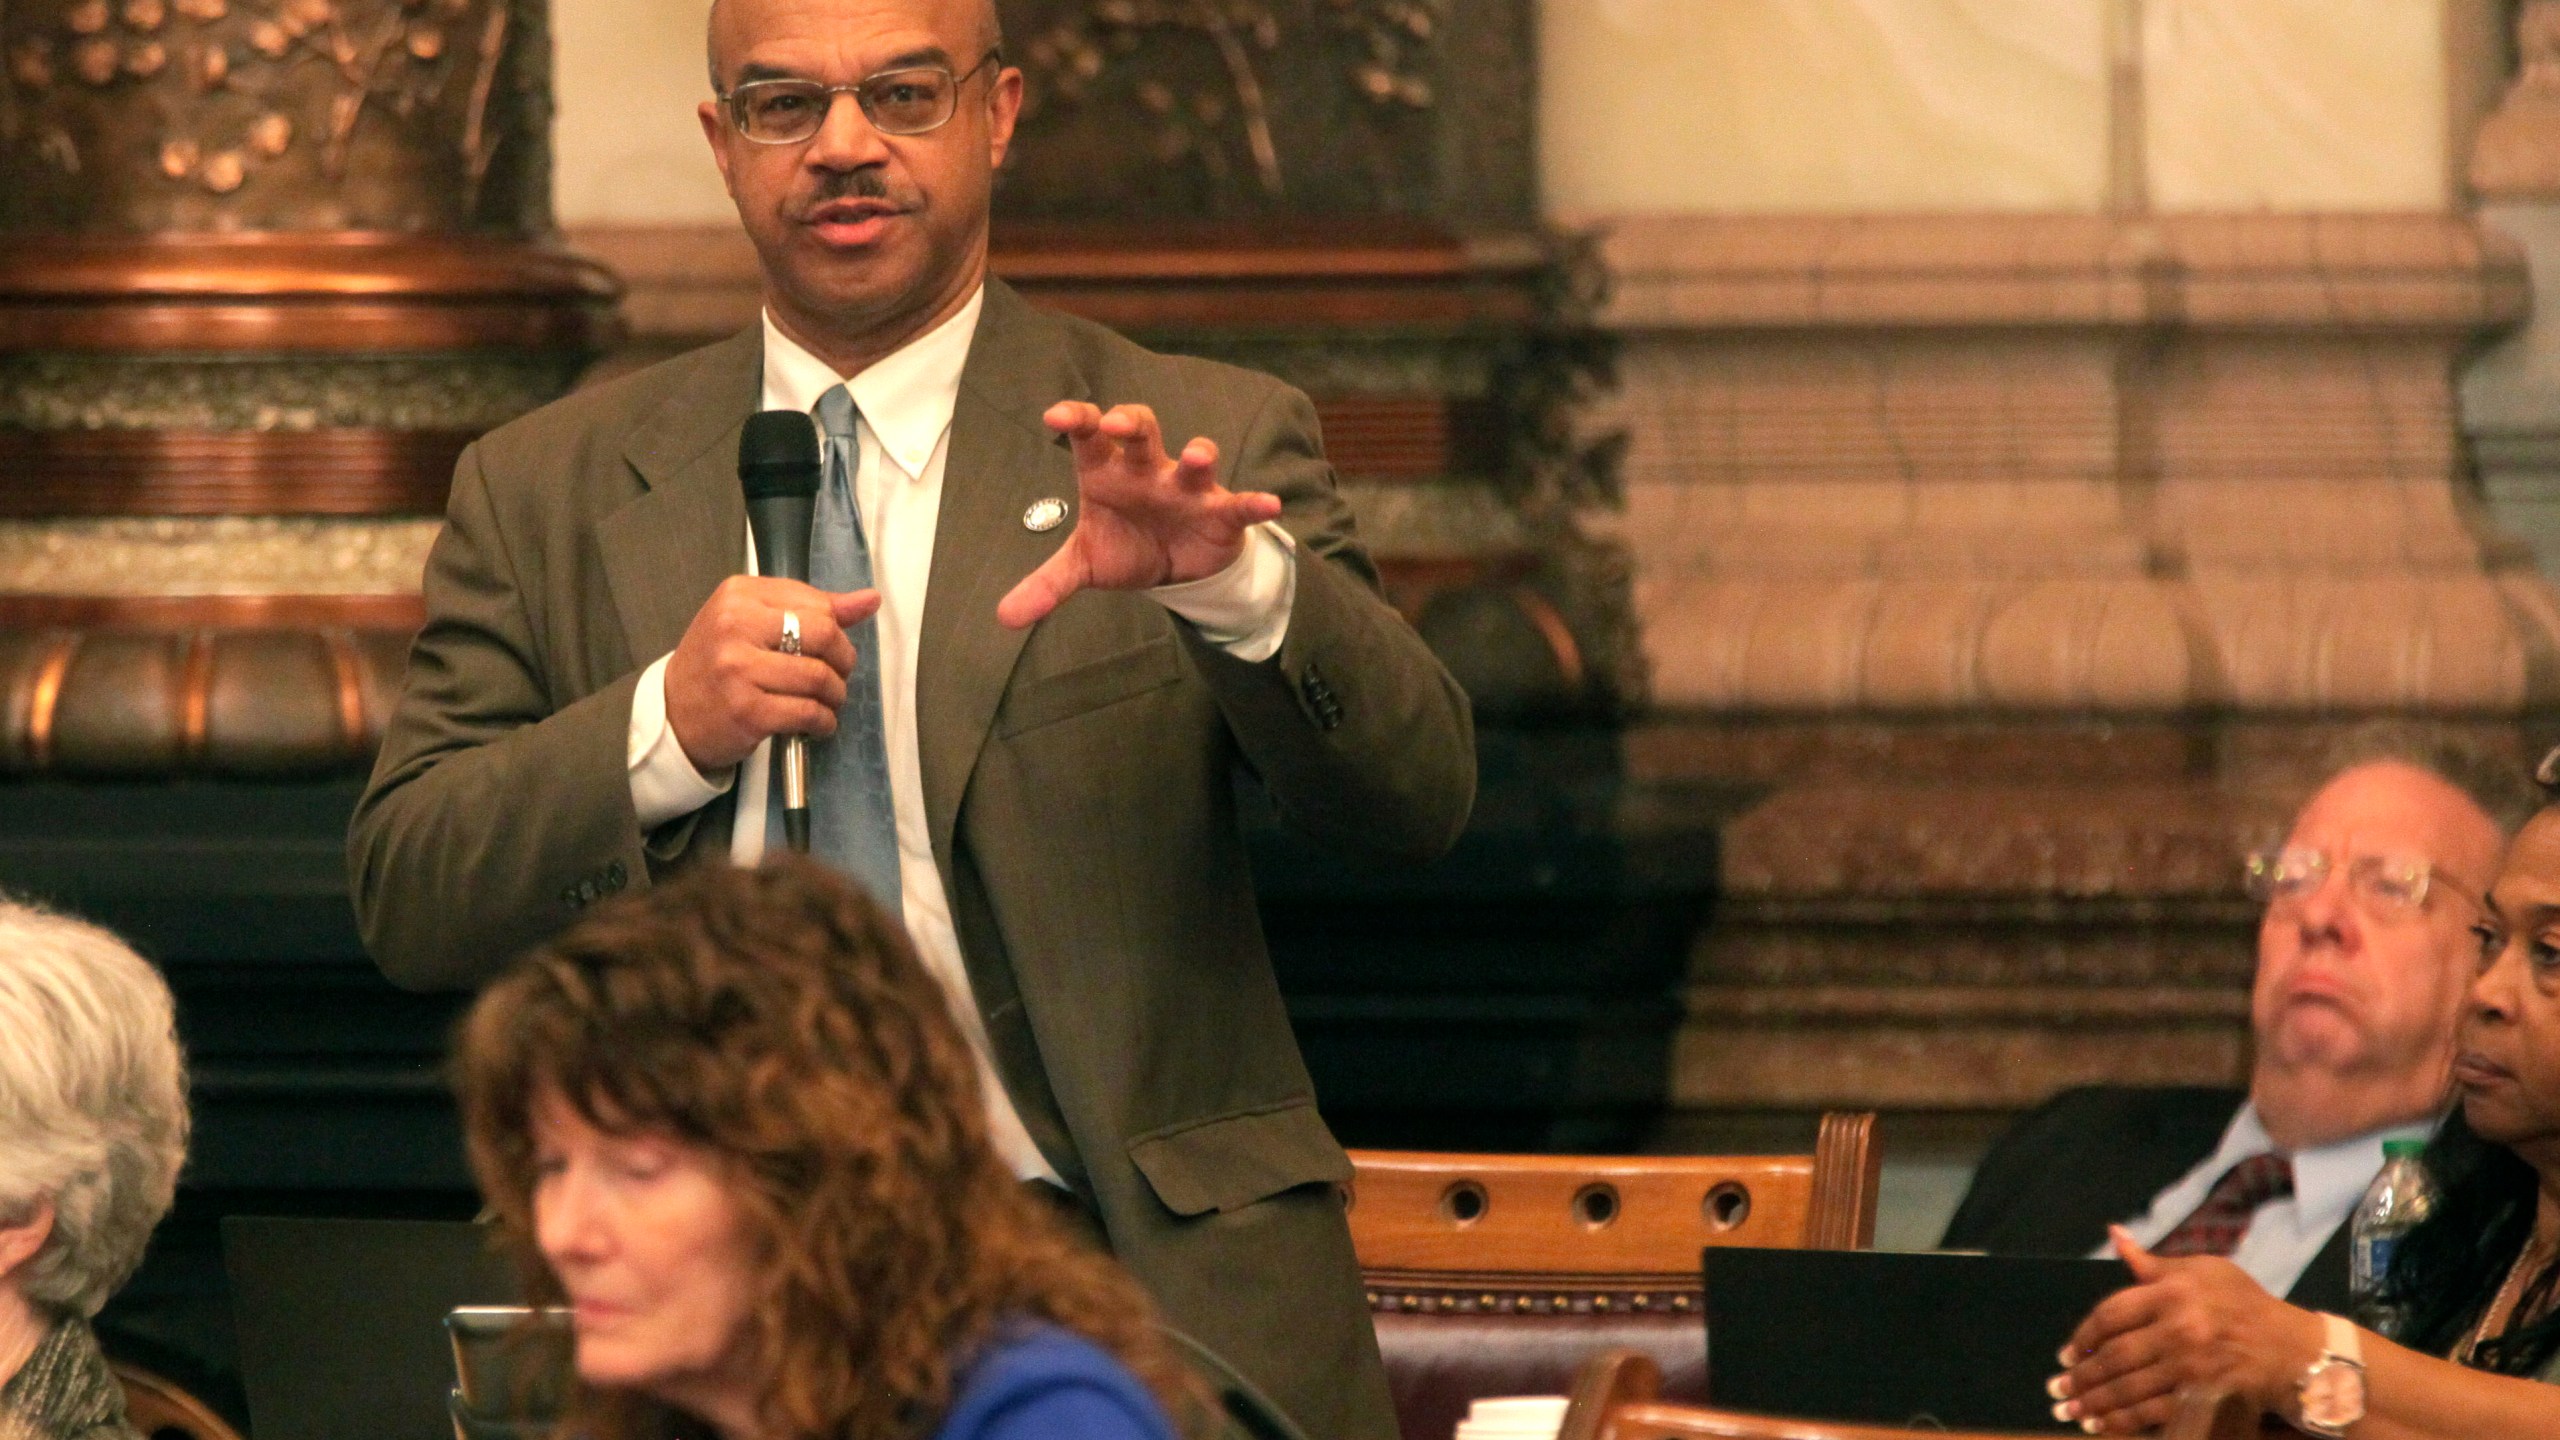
[2351,1138,2435,1337]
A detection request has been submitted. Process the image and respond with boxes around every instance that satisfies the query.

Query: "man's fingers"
[1043,400,1103,437]
[1098,404,1167,470]
[731,650,847,711]
[1044,401,1121,473]
[1212,490,1284,528]
[748,694,839,740]
[744,600,856,678]
[1170,436,1219,487]
[731,575,843,615]
[827,588,882,627]
[997,543,1092,630]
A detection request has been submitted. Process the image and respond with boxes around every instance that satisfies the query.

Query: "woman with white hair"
[0,900,189,1440]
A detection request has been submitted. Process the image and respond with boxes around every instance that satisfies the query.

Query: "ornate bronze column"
[0,0,615,773]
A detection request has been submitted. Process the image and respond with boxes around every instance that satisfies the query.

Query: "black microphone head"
[739,410,822,500]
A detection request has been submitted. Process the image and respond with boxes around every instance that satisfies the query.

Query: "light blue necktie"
[771,384,902,910]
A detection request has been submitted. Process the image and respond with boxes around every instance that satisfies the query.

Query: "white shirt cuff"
[628,652,734,829]
[1150,522,1295,663]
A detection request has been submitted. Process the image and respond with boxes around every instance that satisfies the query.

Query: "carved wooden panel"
[0,0,552,233]
[993,0,1533,224]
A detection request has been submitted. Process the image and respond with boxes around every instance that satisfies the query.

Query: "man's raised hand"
[995,401,1285,630]
[664,575,880,773]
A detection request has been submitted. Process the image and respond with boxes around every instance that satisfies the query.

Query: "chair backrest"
[114,1363,247,1440]
[1351,1114,1880,1440]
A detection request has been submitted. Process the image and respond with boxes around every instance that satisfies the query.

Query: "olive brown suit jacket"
[348,279,1477,1440]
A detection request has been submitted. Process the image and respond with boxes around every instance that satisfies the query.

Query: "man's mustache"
[805,170,901,206]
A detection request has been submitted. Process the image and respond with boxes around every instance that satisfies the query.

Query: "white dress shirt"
[622,286,1297,1181]
[2098,1101,2436,1298]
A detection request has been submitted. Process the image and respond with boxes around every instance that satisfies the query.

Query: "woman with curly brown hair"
[451,857,1204,1440]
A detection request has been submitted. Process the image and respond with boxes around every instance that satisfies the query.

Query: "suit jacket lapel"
[596,327,762,669]
[916,280,1085,873]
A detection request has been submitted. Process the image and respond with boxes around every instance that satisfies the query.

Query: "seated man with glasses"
[1942,738,2532,1310]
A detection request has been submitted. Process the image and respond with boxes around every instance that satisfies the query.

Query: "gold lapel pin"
[1022,497,1069,533]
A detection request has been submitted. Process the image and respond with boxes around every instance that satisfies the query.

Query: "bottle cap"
[2383,1139,2427,1160]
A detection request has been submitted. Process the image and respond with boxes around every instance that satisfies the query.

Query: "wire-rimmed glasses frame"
[718,48,1004,145]
[2243,845,2484,923]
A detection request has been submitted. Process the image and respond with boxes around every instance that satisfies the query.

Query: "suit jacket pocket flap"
[1126,1100,1353,1218]
[995,633,1183,739]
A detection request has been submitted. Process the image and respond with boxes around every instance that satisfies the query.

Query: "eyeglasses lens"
[736,85,825,141]
[2348,857,2427,911]
[732,69,956,142]
[2244,848,2432,915]
[863,70,954,132]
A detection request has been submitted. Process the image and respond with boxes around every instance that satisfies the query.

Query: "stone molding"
[1577,213,2527,334]
[1580,211,2551,716]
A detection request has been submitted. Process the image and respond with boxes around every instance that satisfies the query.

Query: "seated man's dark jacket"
[1940,1085,2353,1312]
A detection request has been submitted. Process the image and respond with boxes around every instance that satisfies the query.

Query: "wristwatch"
[2294,1312,2367,1437]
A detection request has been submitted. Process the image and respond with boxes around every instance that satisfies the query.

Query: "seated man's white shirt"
[623,290,1299,1183]
[2096,1101,2435,1297]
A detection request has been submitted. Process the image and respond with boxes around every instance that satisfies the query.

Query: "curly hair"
[453,858,1203,1440]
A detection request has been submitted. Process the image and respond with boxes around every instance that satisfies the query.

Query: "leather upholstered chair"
[1559,1351,2267,1440]
[1351,1113,1881,1440]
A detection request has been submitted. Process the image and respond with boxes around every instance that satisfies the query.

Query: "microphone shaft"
[780,734,811,853]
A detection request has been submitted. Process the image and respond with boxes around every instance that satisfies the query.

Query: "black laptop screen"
[1702,1248,2133,1433]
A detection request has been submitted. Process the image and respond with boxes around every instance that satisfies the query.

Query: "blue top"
[932,1324,1182,1440]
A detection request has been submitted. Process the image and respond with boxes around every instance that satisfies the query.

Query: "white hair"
[0,898,189,1317]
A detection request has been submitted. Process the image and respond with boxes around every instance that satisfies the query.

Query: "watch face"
[2301,1359,2366,1428]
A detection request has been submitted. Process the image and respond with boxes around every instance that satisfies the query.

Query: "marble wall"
[552,0,729,224]
[553,0,2481,225]
[1540,0,2114,215]
[2143,0,2449,210]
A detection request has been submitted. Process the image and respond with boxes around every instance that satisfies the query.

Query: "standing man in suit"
[1942,746,2527,1311]
[346,0,1474,1434]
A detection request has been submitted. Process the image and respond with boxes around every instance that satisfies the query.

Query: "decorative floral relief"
[1019,0,1440,200]
[0,0,509,201]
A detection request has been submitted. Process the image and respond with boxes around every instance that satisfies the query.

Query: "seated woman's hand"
[2052,1226,2326,1435]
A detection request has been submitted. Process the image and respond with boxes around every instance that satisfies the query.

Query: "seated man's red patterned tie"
[2152,1153,2294,1257]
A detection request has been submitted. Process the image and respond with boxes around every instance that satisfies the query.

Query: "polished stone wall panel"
[1541,0,2111,215]
[2143,0,2448,211]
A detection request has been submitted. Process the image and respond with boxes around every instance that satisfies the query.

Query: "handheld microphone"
[739,410,822,854]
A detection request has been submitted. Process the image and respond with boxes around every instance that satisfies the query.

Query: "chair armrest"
[1560,1350,1663,1440]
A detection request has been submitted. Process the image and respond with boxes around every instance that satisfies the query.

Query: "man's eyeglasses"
[2243,846,2480,920]
[719,49,1003,145]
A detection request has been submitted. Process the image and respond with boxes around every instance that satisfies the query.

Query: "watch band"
[2294,1313,2367,1438]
